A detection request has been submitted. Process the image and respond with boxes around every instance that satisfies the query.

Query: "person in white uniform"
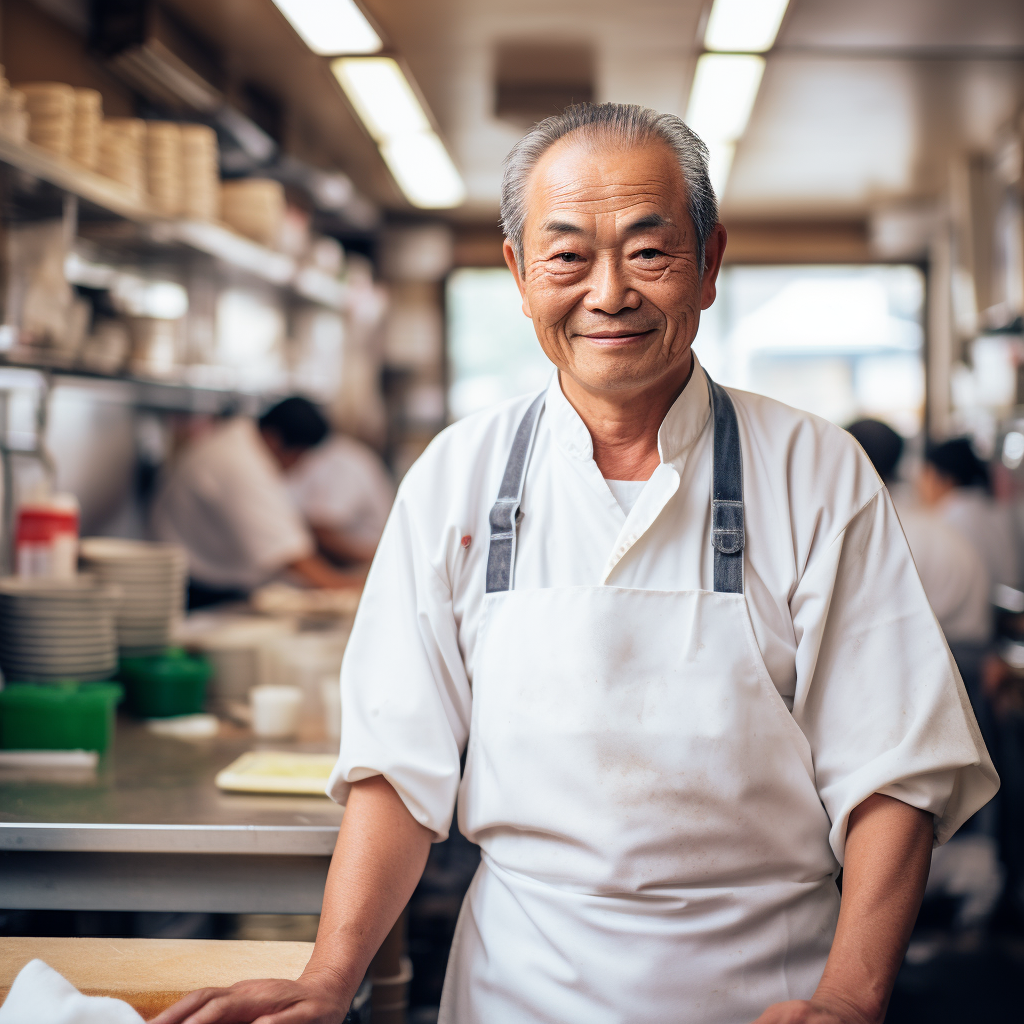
[155,104,998,1024]
[920,437,1021,590]
[152,397,359,605]
[286,433,395,566]
[847,419,992,647]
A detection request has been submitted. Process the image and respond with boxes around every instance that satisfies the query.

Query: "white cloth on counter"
[286,434,395,549]
[0,960,143,1024]
[898,505,992,644]
[152,417,314,591]
[329,357,996,859]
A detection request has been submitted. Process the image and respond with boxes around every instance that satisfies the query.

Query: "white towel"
[0,959,144,1024]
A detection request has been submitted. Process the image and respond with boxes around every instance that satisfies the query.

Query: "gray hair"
[500,102,718,277]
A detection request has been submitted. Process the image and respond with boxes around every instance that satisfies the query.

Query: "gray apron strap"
[485,392,545,593]
[485,372,744,595]
[706,374,745,594]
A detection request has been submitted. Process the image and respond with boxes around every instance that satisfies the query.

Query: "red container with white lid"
[15,493,80,580]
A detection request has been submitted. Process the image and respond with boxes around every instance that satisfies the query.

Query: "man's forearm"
[300,775,434,1005]
[813,793,933,1023]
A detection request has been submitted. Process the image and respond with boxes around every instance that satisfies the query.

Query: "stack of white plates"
[20,82,75,158]
[180,124,219,220]
[79,538,188,653]
[71,88,102,170]
[0,577,118,682]
[220,178,285,247]
[146,121,182,215]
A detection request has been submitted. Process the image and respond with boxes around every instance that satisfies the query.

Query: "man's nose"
[583,255,641,315]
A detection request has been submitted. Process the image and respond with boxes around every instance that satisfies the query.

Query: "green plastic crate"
[118,647,211,718]
[0,681,123,752]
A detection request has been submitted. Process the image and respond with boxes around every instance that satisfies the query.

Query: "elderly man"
[156,104,996,1024]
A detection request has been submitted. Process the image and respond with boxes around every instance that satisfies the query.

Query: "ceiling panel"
[780,0,1024,50]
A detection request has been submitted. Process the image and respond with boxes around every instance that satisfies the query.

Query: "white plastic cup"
[320,676,341,741]
[249,684,303,739]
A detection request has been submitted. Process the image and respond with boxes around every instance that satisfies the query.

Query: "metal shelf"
[0,351,277,415]
[0,133,349,312]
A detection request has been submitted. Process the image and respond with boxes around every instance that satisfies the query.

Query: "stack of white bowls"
[20,82,75,158]
[79,538,188,653]
[180,124,219,220]
[0,577,118,682]
[98,118,146,196]
[220,178,284,246]
[70,88,102,170]
[146,121,182,215]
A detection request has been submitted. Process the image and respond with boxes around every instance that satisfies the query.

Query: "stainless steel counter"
[0,719,343,913]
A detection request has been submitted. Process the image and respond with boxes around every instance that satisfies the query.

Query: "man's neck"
[559,351,694,481]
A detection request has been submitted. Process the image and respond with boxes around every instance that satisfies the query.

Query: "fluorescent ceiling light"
[704,0,790,53]
[332,57,430,141]
[272,0,381,55]
[686,53,764,143]
[705,141,736,198]
[381,132,467,209]
[332,57,466,208]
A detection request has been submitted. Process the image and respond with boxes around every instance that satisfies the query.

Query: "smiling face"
[504,132,726,402]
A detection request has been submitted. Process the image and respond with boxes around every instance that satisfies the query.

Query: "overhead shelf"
[0,349,277,414]
[0,133,350,313]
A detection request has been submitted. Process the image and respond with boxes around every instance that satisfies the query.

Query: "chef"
[152,396,359,606]
[155,103,998,1024]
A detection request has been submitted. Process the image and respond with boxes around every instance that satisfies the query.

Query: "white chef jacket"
[897,505,992,644]
[152,417,314,591]
[286,435,395,549]
[329,358,993,860]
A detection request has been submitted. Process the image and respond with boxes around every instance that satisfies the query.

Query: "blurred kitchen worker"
[155,104,998,1024]
[847,419,991,646]
[152,396,359,607]
[921,437,1021,589]
[286,432,395,567]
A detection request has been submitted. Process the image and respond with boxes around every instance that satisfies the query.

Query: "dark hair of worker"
[925,438,991,493]
[846,419,904,483]
[258,396,329,452]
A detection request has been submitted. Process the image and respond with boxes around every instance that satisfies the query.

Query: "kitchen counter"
[0,718,343,914]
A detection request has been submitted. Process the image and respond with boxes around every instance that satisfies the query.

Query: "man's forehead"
[525,136,686,226]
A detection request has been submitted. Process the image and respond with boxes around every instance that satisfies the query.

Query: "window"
[446,263,926,435]
[696,264,925,434]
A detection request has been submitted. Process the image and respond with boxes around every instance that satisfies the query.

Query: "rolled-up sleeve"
[791,486,999,863]
[326,480,471,842]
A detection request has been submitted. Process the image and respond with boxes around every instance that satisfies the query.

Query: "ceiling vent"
[494,42,594,128]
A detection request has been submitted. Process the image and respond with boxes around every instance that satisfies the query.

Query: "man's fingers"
[149,988,231,1024]
[180,989,301,1024]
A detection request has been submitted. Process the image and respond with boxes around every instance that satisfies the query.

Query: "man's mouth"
[576,329,656,346]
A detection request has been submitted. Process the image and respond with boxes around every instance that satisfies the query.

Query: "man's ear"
[503,239,532,320]
[699,222,728,311]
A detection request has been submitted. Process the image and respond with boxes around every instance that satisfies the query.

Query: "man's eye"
[639,249,662,260]
[556,252,581,262]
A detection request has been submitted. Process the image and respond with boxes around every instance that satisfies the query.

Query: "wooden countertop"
[0,936,314,1017]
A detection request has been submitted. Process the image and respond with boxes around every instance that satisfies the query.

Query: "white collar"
[543,352,711,469]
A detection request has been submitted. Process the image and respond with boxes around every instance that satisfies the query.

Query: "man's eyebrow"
[624,214,670,232]
[540,220,585,235]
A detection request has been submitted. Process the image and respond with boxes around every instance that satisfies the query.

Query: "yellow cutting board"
[0,936,313,1017]
[215,751,337,795]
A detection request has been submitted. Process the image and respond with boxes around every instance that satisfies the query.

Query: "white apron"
[440,379,840,1024]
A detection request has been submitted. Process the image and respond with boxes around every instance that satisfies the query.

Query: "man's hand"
[149,778,431,1024]
[149,972,349,1024]
[751,793,932,1024]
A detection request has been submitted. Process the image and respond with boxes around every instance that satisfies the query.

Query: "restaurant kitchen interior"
[0,0,1022,1022]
